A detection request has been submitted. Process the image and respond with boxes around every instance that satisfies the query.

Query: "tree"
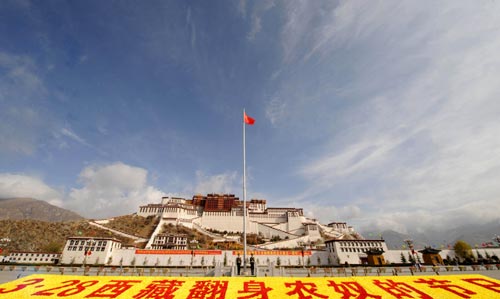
[41,241,62,253]
[454,240,472,261]
[407,253,415,263]
[400,253,407,263]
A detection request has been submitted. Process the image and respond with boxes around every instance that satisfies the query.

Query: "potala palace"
[137,194,357,249]
[5,194,500,270]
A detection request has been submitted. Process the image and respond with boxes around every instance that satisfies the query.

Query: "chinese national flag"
[244,112,255,125]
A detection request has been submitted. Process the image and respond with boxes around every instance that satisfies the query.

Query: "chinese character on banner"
[284,281,328,299]
[85,280,142,298]
[237,280,273,299]
[373,279,433,299]
[327,280,382,299]
[462,278,500,293]
[133,279,185,299]
[0,278,44,294]
[187,280,229,299]
[414,278,476,298]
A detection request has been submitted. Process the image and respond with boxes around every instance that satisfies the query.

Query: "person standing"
[250,254,255,276]
[236,254,242,275]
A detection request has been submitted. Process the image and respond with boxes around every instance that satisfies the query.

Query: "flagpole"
[242,109,248,273]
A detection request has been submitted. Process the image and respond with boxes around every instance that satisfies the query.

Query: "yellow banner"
[0,274,499,298]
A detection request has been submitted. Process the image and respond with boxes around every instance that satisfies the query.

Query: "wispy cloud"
[59,127,91,147]
[247,15,262,41]
[0,52,48,156]
[265,96,287,126]
[244,1,275,41]
[238,0,247,18]
[277,1,500,232]
[186,6,196,49]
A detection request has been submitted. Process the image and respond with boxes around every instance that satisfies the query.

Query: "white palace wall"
[197,212,290,235]
[61,242,500,267]
[103,250,328,268]
[199,212,244,233]
[257,223,297,240]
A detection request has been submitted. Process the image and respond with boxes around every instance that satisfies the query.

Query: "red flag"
[244,112,255,125]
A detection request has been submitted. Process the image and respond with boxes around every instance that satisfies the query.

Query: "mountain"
[362,220,500,250]
[363,230,429,250]
[0,198,84,222]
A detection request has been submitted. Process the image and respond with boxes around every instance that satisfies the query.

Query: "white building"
[7,252,60,264]
[151,234,188,250]
[325,239,389,265]
[61,237,123,265]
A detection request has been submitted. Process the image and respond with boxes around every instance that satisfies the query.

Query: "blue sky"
[1,0,500,234]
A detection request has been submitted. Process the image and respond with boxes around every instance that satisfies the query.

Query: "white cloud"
[66,162,164,218]
[193,170,240,195]
[0,173,63,207]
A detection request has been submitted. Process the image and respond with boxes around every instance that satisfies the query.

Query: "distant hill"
[0,198,84,222]
[363,221,500,250]
[363,230,432,250]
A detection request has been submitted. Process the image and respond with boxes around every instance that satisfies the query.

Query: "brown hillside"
[0,220,134,254]
[102,215,160,239]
